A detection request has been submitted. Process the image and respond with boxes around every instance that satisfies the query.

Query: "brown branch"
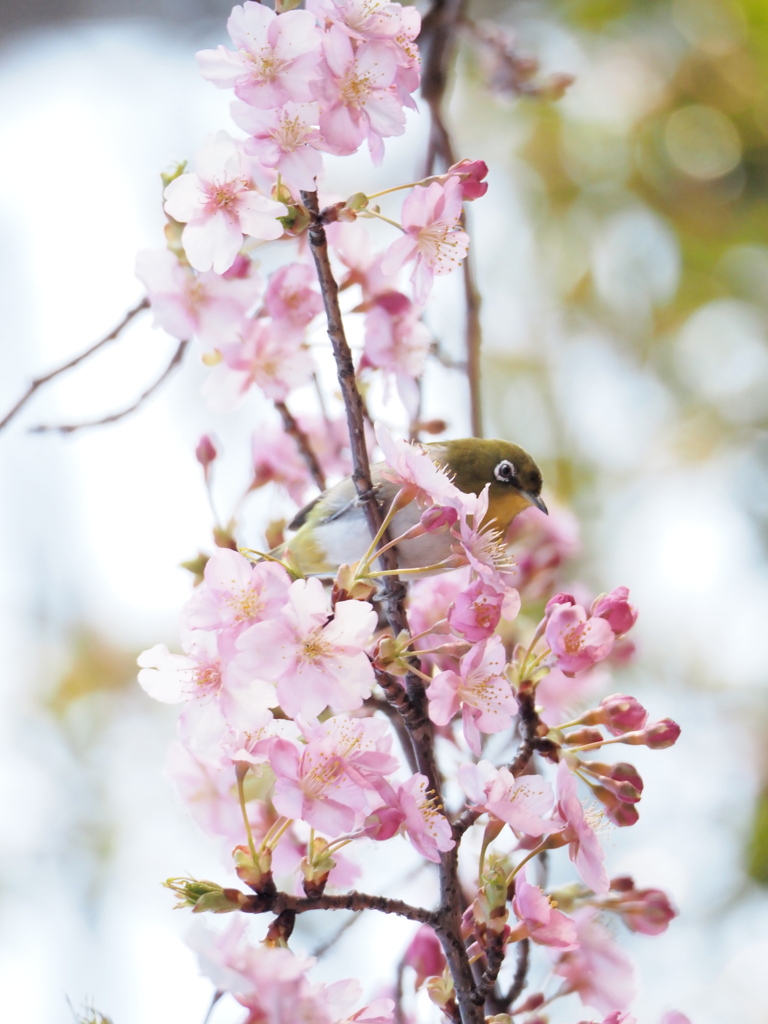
[0,297,149,431]
[472,930,506,1006]
[239,886,436,925]
[275,400,326,491]
[508,688,559,777]
[31,339,189,434]
[505,938,530,1009]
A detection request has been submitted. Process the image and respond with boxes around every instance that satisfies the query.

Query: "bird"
[272,438,547,576]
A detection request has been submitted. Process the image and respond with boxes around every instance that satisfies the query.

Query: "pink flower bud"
[421,504,459,532]
[545,592,577,614]
[447,158,489,200]
[598,693,649,735]
[362,806,404,841]
[644,718,681,749]
[195,435,218,481]
[607,880,678,936]
[592,586,638,636]
[403,924,446,989]
[618,718,681,748]
[563,727,605,746]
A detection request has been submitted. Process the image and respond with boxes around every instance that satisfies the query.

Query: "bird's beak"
[523,491,548,515]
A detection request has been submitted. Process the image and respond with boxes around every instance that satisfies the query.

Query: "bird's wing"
[286,475,361,532]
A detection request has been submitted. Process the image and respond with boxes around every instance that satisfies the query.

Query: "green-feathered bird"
[274,438,547,575]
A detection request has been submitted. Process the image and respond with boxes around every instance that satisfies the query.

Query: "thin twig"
[275,400,326,491]
[31,339,189,434]
[201,990,223,1024]
[239,886,436,924]
[0,297,149,431]
[505,938,530,1008]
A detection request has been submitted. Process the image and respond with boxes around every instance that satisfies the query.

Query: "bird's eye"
[494,460,518,484]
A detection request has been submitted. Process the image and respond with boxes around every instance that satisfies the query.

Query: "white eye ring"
[494,460,517,482]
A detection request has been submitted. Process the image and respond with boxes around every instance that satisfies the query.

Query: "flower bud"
[164,876,247,914]
[447,158,489,200]
[233,844,274,894]
[563,727,605,747]
[403,925,446,989]
[545,592,577,614]
[644,718,681,748]
[591,586,638,636]
[602,879,677,935]
[579,694,648,735]
[421,504,458,532]
[195,435,218,478]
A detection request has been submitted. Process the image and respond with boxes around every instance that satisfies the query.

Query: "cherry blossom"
[389,773,454,862]
[211,317,313,408]
[183,548,291,637]
[317,28,406,162]
[376,424,474,513]
[251,422,315,504]
[552,907,636,1015]
[551,761,610,894]
[381,178,470,303]
[138,630,223,704]
[264,261,324,326]
[458,759,562,837]
[545,600,615,676]
[426,636,518,755]
[233,100,325,193]
[196,3,323,108]
[233,577,377,718]
[271,716,398,835]
[361,291,431,414]
[511,865,578,949]
[448,577,520,642]
[163,131,288,273]
[135,247,261,347]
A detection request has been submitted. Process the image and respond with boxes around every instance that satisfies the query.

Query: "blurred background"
[1,0,767,1021]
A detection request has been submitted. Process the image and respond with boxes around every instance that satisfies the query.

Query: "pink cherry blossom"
[458,759,562,837]
[591,586,638,636]
[183,548,292,637]
[264,261,324,326]
[135,248,261,347]
[511,865,578,949]
[271,717,398,836]
[163,131,288,273]
[450,486,517,589]
[536,665,610,728]
[445,159,489,200]
[552,907,636,1015]
[233,100,325,193]
[211,317,313,408]
[375,424,473,513]
[544,601,615,676]
[196,3,323,108]
[448,577,520,642]
[551,761,609,894]
[407,568,470,671]
[506,503,580,600]
[381,178,470,304]
[361,292,431,415]
[251,423,315,504]
[391,773,455,862]
[317,28,406,162]
[138,630,222,704]
[426,636,518,755]
[233,577,377,719]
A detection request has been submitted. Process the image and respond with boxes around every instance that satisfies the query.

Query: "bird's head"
[439,438,548,530]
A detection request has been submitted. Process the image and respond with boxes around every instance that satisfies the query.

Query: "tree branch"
[31,339,189,434]
[275,399,326,491]
[0,297,149,431]
[239,887,436,925]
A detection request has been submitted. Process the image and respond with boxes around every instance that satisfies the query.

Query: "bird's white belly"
[313,503,454,572]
